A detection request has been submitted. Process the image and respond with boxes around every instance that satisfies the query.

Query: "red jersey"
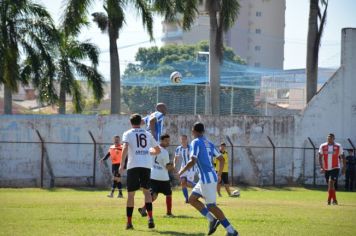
[108,145,122,164]
[319,142,344,170]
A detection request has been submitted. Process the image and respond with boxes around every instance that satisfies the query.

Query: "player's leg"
[222,173,232,196]
[108,165,118,197]
[350,168,355,191]
[325,171,332,205]
[125,168,140,229]
[331,169,339,204]
[189,182,220,235]
[140,168,154,228]
[163,181,173,216]
[180,176,189,203]
[116,164,123,197]
[203,182,238,236]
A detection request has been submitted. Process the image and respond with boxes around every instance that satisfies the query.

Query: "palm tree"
[62,0,154,114]
[56,30,104,114]
[0,0,57,114]
[306,0,328,103]
[153,0,240,115]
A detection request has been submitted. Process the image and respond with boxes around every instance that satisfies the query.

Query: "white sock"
[226,225,235,233]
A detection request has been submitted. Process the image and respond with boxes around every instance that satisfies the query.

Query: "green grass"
[0,187,355,236]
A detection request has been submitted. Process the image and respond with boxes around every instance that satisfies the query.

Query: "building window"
[254,62,260,67]
[255,45,261,51]
[255,28,261,34]
[256,11,262,17]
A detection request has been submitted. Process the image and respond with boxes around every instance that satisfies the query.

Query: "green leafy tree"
[0,0,57,114]
[62,0,154,114]
[56,30,104,114]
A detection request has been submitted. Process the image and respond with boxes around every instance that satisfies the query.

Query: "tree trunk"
[209,6,220,115]
[306,0,319,103]
[4,84,12,114]
[58,84,66,114]
[109,27,121,115]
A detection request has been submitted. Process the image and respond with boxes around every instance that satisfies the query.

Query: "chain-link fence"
[2,134,354,188]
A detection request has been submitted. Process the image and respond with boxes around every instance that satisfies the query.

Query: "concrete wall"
[0,114,296,187]
[293,28,356,185]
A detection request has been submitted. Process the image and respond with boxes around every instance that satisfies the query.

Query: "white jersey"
[151,146,170,181]
[122,128,158,169]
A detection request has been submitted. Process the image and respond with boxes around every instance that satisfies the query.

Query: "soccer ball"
[230,189,240,198]
[170,71,182,83]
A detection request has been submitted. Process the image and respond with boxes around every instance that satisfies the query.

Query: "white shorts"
[180,170,195,183]
[192,180,217,205]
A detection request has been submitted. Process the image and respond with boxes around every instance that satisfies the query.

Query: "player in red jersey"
[318,133,346,205]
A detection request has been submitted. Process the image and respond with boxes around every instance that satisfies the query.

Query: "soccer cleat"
[148,218,155,229]
[226,230,239,236]
[117,193,123,198]
[327,201,331,205]
[208,218,220,235]
[164,213,175,218]
[107,193,114,198]
[138,208,147,217]
[126,223,134,230]
[332,200,338,205]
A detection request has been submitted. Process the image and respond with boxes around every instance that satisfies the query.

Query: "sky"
[40,0,356,80]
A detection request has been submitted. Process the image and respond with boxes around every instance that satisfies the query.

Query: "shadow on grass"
[157,231,205,236]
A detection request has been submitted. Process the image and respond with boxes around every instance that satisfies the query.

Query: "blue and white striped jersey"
[175,145,195,172]
[190,136,221,184]
[147,111,165,141]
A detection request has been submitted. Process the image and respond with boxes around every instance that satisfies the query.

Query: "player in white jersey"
[147,103,167,141]
[174,134,196,203]
[179,122,239,236]
[138,134,175,217]
[119,114,161,230]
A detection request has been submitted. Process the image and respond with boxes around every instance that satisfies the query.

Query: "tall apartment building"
[161,0,286,69]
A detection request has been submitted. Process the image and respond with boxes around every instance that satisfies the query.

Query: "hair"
[130,113,142,125]
[160,133,170,141]
[113,135,120,139]
[180,134,188,138]
[193,122,205,133]
[220,142,226,146]
[328,133,335,138]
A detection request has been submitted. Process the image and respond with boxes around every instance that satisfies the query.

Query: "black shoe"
[138,208,147,217]
[126,223,134,230]
[208,218,220,235]
[164,213,175,218]
[117,193,123,198]
[332,200,338,205]
[327,201,331,205]
[148,218,155,229]
[226,230,239,236]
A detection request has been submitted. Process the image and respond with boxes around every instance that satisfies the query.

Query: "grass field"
[1,187,355,236]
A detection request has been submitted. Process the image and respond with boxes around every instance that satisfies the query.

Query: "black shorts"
[112,164,121,178]
[219,172,229,184]
[126,167,151,192]
[150,179,172,196]
[325,169,339,183]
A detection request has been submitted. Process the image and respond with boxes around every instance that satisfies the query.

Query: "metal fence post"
[35,130,44,188]
[267,136,276,186]
[88,131,97,187]
[347,138,355,154]
[194,85,197,115]
[307,137,317,187]
[225,135,234,186]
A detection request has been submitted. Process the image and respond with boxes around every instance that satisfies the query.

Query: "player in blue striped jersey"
[174,135,196,203]
[178,122,239,236]
[147,103,167,141]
